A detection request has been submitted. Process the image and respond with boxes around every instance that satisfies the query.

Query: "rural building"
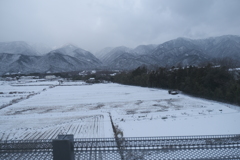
[45,75,56,80]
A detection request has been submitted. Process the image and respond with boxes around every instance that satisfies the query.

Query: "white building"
[45,75,56,80]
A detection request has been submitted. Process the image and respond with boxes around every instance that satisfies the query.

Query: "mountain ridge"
[1,35,240,75]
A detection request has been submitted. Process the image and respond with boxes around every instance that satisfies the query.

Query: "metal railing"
[0,139,53,160]
[0,134,240,160]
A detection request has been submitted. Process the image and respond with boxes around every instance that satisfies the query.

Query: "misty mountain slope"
[0,41,38,55]
[174,50,211,66]
[96,44,157,62]
[0,53,21,74]
[98,35,240,69]
[151,38,202,57]
[34,44,103,73]
[147,35,240,67]
[50,44,79,57]
[1,35,240,75]
[132,44,157,55]
[74,48,102,65]
[0,43,103,75]
[136,55,159,65]
[36,52,88,73]
[0,53,21,65]
[6,57,39,73]
[96,45,159,69]
[94,47,114,60]
[50,44,102,66]
[150,38,210,66]
[171,35,240,59]
[202,35,240,58]
[98,46,157,69]
[0,53,40,74]
[100,38,210,69]
[107,52,144,70]
[31,43,53,55]
[99,46,132,63]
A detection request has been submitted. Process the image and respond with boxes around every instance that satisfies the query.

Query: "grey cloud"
[0,0,240,52]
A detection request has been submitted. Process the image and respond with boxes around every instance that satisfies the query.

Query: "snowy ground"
[0,80,240,140]
[0,80,49,107]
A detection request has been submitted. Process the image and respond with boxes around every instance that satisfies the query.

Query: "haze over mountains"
[0,35,240,75]
[0,41,38,56]
[97,35,240,69]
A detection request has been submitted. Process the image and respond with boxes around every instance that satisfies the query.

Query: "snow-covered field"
[0,80,50,107]
[0,80,240,140]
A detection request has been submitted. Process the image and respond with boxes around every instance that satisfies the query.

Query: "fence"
[0,139,52,160]
[1,134,240,160]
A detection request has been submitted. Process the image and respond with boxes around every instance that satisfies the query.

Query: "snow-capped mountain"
[0,41,38,55]
[0,44,102,75]
[95,47,114,60]
[49,44,102,65]
[50,44,79,57]
[0,53,41,75]
[194,35,240,59]
[150,35,240,67]
[95,45,158,69]
[1,35,240,75]
[98,35,240,69]
[36,52,83,73]
[36,45,102,73]
[149,37,210,66]
[99,46,132,64]
[132,44,157,55]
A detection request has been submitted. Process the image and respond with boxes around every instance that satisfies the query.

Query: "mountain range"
[0,43,102,75]
[0,35,240,75]
[96,35,240,69]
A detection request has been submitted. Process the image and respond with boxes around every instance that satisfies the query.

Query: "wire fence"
[0,139,53,160]
[0,134,240,160]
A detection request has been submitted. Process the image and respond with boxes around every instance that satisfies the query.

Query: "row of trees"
[113,65,240,105]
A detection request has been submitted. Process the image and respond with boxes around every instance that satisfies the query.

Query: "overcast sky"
[0,0,240,52]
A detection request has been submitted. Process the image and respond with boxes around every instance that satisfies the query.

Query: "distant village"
[0,70,119,84]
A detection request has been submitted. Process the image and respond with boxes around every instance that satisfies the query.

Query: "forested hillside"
[113,65,240,105]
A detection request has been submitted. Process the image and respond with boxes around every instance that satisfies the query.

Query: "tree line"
[113,64,240,105]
